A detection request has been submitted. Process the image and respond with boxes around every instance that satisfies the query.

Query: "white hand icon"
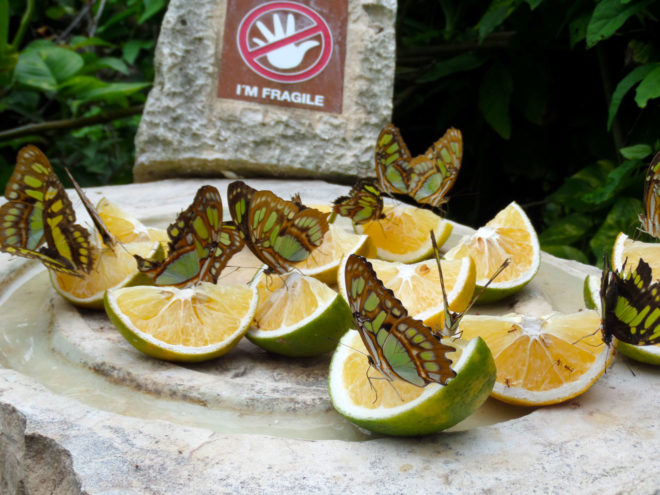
[252,13,320,70]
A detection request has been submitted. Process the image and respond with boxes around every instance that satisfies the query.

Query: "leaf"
[139,0,167,24]
[479,62,513,139]
[619,144,652,160]
[548,161,614,212]
[541,245,590,264]
[19,42,84,85]
[634,66,660,108]
[569,13,590,48]
[83,57,130,75]
[476,0,522,40]
[69,36,114,49]
[608,63,658,129]
[582,160,640,204]
[586,0,653,48]
[14,50,57,92]
[524,0,544,10]
[589,197,643,261]
[122,40,154,65]
[418,52,485,83]
[540,213,592,246]
[77,81,150,103]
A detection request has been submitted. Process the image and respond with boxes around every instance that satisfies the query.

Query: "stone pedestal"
[134,0,396,182]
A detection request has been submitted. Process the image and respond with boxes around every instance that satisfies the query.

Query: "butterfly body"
[601,257,660,346]
[135,185,243,287]
[0,146,93,276]
[333,178,384,225]
[375,124,462,208]
[345,254,456,387]
[639,150,660,238]
[228,181,329,274]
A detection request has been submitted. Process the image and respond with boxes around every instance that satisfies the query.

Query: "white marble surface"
[0,179,658,494]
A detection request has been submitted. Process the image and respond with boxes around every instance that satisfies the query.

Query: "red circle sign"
[236,2,333,84]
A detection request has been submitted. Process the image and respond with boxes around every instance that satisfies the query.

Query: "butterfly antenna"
[64,168,117,249]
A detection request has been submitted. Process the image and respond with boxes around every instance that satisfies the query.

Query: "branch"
[0,105,144,141]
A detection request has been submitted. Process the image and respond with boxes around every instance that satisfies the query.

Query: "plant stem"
[10,0,35,51]
[0,105,144,141]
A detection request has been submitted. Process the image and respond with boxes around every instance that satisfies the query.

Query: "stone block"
[134,0,396,182]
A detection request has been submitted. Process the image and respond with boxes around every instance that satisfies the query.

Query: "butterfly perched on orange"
[344,253,456,387]
[135,185,243,287]
[227,181,330,275]
[375,124,462,208]
[333,178,385,225]
[0,146,93,276]
[600,256,660,346]
[639,150,660,239]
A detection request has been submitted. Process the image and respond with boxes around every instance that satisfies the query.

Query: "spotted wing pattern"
[227,181,329,275]
[344,254,456,387]
[374,124,462,208]
[639,150,660,239]
[332,178,385,225]
[601,257,660,346]
[0,146,93,276]
[135,185,243,287]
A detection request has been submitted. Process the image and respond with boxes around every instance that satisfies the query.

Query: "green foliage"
[395,0,660,265]
[0,0,166,186]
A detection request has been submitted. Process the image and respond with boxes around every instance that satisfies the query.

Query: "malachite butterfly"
[0,145,93,276]
[430,230,511,338]
[332,178,385,225]
[135,185,243,287]
[639,150,660,239]
[600,257,660,346]
[374,124,463,208]
[227,180,330,275]
[65,168,117,249]
[344,253,456,387]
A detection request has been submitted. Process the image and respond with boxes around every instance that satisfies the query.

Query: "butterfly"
[135,185,244,287]
[639,150,660,239]
[0,145,93,276]
[227,181,330,275]
[600,256,660,346]
[332,178,385,225]
[344,253,457,387]
[430,230,511,338]
[375,124,462,208]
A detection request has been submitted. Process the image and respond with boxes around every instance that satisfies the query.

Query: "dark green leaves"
[479,62,513,139]
[586,0,653,48]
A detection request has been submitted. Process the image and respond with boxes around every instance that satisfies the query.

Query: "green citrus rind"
[247,272,354,357]
[328,332,496,436]
[616,341,660,365]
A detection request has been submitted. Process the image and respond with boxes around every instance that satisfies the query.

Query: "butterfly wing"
[345,254,456,387]
[228,181,329,274]
[602,258,660,346]
[407,127,463,208]
[333,178,384,225]
[640,151,660,238]
[374,124,412,195]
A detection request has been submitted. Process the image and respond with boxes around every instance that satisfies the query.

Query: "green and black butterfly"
[344,253,456,387]
[227,180,330,275]
[600,257,660,346]
[135,185,243,287]
[374,124,462,209]
[332,178,385,225]
[639,150,660,239]
[0,146,93,276]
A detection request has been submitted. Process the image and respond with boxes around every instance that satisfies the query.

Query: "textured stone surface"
[0,179,659,493]
[134,0,396,182]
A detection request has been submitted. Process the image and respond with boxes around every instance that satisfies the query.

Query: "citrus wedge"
[337,256,475,325]
[458,311,614,406]
[104,282,257,362]
[96,197,167,244]
[328,330,495,436]
[294,224,373,284]
[247,271,353,357]
[354,204,452,263]
[50,240,162,309]
[445,202,540,303]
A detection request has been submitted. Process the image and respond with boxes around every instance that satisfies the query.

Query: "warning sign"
[217,0,347,113]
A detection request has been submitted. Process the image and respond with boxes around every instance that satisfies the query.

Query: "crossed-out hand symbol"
[253,13,320,70]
